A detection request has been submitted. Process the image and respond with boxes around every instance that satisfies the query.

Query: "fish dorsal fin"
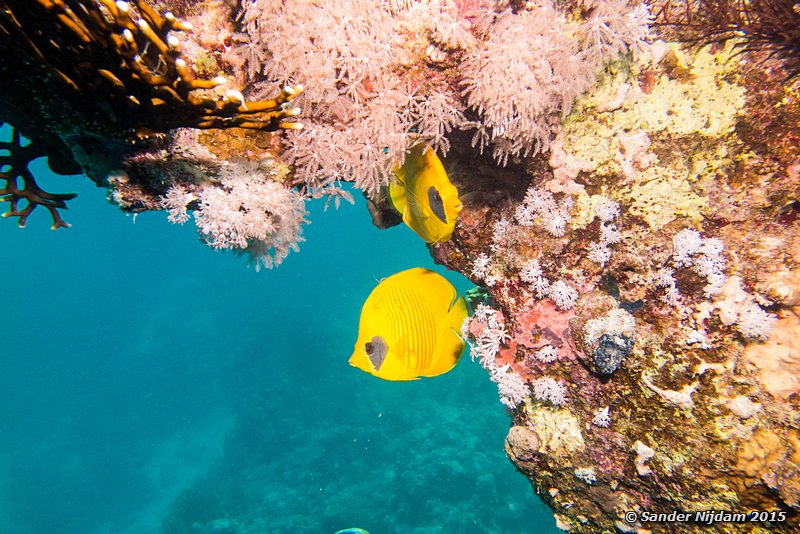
[428,186,447,223]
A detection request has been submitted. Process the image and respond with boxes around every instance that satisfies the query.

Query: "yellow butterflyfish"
[349,268,468,381]
[389,145,462,243]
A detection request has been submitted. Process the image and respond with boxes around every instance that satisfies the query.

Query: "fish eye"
[364,341,374,354]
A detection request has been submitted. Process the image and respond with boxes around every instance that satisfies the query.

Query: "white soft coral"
[160,184,196,224]
[548,280,579,310]
[194,162,308,270]
[669,228,727,297]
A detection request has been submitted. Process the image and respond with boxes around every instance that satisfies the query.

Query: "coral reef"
[231,0,649,195]
[0,0,300,226]
[652,0,800,80]
[2,0,649,258]
[438,27,800,534]
[5,0,800,531]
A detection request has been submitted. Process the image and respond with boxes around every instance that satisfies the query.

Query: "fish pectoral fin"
[401,184,419,206]
[401,205,413,228]
[402,183,431,216]
[402,183,440,225]
[401,204,428,230]
[449,326,466,344]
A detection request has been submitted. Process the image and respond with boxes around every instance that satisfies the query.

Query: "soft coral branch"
[0,128,77,229]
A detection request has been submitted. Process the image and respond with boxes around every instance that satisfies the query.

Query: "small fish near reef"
[349,268,468,381]
[389,144,462,243]
[334,529,370,534]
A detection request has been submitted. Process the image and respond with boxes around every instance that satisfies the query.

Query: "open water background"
[0,134,558,533]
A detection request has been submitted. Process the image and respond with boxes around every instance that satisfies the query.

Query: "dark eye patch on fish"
[428,186,447,223]
[365,336,388,371]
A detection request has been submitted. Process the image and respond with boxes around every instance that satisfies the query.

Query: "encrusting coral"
[441,8,800,532]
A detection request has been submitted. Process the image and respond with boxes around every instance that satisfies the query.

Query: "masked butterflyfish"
[389,145,462,243]
[349,267,468,381]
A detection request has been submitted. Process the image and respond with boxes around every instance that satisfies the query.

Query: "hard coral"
[0,0,302,196]
[0,128,76,229]
[1,0,302,133]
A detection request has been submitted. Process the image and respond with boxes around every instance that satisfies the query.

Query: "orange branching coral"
[0,0,303,132]
[0,128,77,230]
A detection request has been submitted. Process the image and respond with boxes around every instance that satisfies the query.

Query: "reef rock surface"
[434,40,800,533]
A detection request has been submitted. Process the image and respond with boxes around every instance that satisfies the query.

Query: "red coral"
[513,300,576,353]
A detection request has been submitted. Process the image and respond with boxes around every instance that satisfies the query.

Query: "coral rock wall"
[437,37,800,534]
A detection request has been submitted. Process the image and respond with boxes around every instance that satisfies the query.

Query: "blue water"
[0,146,558,533]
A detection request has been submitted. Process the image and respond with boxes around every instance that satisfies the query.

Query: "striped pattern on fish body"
[381,285,431,374]
[349,268,468,381]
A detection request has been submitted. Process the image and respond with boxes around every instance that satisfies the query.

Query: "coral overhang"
[436,34,800,533]
[0,0,303,220]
